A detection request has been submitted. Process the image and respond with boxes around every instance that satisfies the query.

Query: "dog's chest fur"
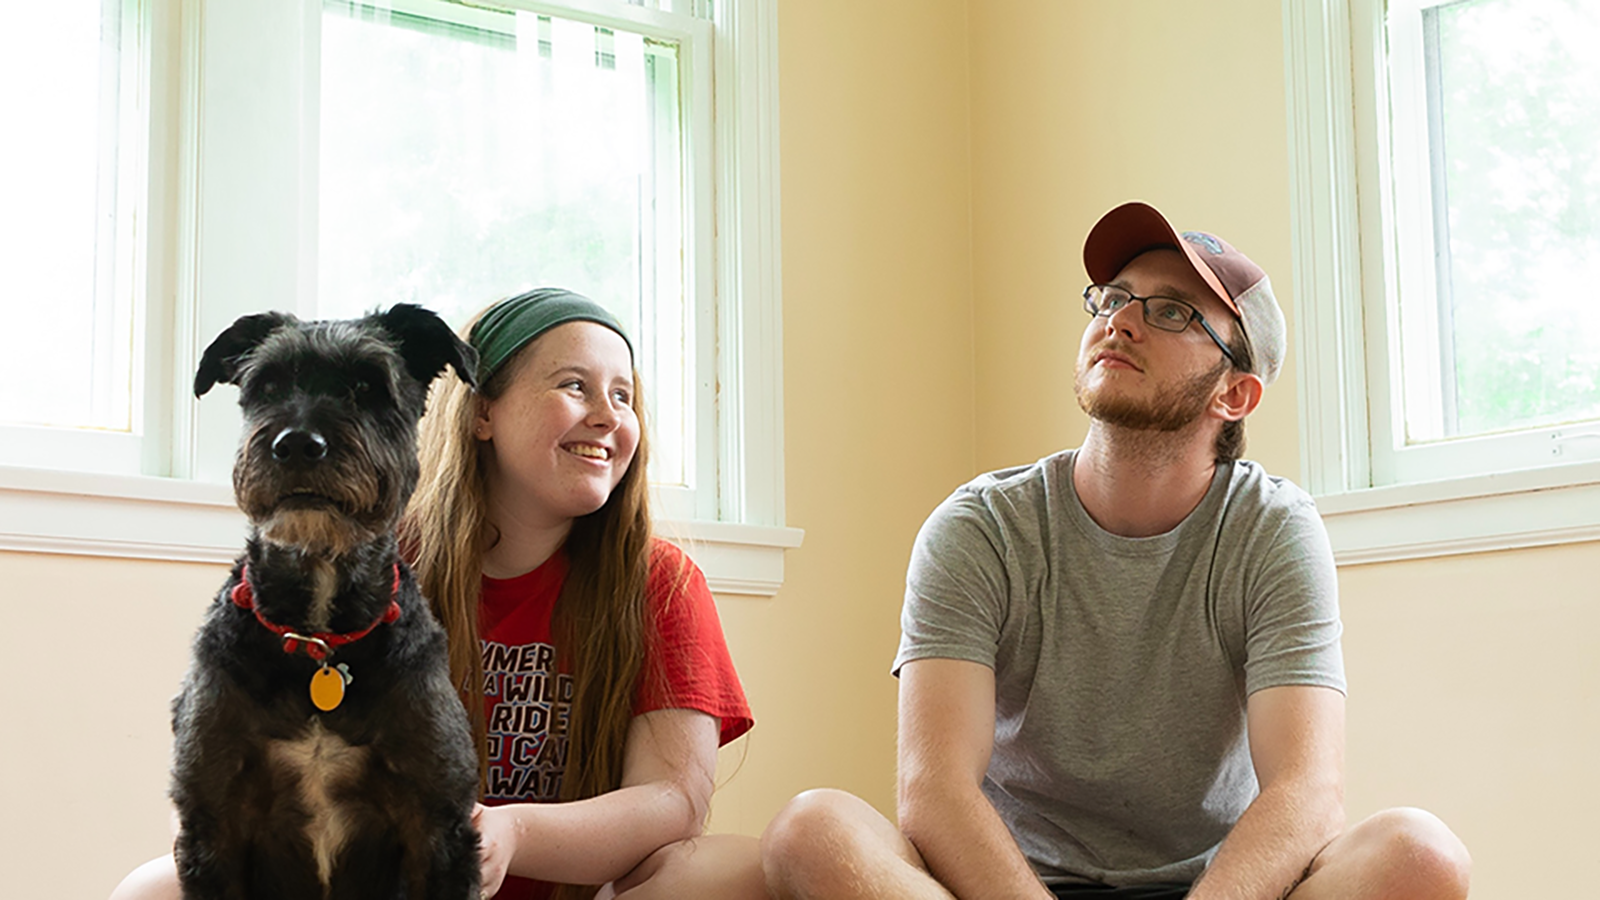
[268,719,370,889]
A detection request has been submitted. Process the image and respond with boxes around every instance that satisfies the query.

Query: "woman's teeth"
[565,444,608,460]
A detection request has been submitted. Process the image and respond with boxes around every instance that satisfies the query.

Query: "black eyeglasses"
[1082,284,1236,364]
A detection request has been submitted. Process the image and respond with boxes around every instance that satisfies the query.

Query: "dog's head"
[195,304,477,556]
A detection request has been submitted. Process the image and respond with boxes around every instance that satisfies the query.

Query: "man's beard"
[1075,354,1230,432]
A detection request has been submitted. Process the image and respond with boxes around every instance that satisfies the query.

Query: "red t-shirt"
[477,539,753,899]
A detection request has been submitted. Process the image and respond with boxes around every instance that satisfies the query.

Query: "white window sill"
[0,466,803,597]
[1314,460,1600,565]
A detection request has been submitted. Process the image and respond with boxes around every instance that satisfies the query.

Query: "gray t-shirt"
[893,449,1344,886]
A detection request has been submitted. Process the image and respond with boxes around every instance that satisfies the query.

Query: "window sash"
[178,0,716,522]
[1371,0,1600,484]
[1284,0,1600,563]
[0,0,149,465]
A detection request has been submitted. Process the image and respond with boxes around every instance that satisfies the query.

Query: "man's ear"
[1212,371,1264,423]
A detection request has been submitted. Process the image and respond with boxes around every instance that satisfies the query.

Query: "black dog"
[176,305,480,899]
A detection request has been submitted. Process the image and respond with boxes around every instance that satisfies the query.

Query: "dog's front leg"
[424,812,484,900]
[174,823,248,900]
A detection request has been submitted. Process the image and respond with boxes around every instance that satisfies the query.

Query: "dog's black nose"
[272,428,328,465]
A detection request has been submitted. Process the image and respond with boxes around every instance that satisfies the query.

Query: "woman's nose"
[587,396,621,430]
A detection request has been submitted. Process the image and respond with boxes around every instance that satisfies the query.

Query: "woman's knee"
[108,854,180,900]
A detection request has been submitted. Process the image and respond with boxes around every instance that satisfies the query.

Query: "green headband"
[469,288,633,383]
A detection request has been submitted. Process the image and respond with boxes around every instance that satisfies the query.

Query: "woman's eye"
[611,389,631,405]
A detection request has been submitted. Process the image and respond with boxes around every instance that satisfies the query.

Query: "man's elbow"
[1302,775,1347,847]
[897,770,969,849]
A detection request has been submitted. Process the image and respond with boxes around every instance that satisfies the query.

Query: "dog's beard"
[258,507,374,557]
[1075,354,1229,432]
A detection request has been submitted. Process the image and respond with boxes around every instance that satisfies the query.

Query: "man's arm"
[898,658,1054,900]
[1187,685,1346,900]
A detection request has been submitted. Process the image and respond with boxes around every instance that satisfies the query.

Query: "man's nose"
[1104,300,1145,338]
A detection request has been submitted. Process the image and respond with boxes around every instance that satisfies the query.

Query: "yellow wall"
[0,551,227,896]
[1336,542,1600,899]
[707,0,976,835]
[968,0,1299,475]
[8,1,1596,897]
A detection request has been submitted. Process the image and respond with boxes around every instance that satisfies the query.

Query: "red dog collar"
[230,564,402,662]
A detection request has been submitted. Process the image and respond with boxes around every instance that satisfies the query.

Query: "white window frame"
[0,0,154,475]
[0,0,801,596]
[1284,0,1600,565]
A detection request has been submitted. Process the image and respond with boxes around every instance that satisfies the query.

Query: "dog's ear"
[375,304,479,390]
[194,312,295,397]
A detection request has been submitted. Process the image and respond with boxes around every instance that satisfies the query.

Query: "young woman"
[109,289,767,899]
[407,288,763,900]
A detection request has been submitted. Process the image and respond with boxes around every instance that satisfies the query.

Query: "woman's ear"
[1213,371,1264,423]
[473,397,494,441]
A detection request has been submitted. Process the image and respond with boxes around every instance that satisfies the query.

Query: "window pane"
[0,0,136,432]
[1417,0,1600,440]
[319,0,689,487]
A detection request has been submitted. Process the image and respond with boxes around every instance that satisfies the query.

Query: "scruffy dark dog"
[176,305,481,899]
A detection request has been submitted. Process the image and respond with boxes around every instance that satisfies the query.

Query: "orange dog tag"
[310,665,346,711]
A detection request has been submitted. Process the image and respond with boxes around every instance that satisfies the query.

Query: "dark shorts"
[1047,884,1191,900]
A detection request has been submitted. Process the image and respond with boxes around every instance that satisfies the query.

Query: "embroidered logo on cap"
[1182,231,1223,255]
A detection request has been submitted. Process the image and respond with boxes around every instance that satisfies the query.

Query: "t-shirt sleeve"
[635,540,754,745]
[1242,498,1346,697]
[893,489,1010,675]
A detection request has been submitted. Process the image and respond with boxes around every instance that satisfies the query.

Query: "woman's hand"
[474,803,518,898]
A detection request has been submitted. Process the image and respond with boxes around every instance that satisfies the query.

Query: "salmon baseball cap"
[1083,201,1286,386]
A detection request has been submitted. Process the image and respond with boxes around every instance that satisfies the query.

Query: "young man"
[760,202,1471,900]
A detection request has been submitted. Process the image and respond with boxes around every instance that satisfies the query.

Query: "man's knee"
[761,789,892,889]
[763,789,873,858]
[1340,807,1471,899]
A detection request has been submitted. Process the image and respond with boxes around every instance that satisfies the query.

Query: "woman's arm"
[477,707,720,891]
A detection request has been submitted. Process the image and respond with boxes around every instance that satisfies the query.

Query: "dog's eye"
[353,380,370,395]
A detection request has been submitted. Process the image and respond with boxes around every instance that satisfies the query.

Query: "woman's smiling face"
[476,320,640,525]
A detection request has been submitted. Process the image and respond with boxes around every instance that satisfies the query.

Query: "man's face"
[1074,248,1239,432]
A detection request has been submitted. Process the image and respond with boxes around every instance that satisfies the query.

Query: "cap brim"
[1082,201,1241,318]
